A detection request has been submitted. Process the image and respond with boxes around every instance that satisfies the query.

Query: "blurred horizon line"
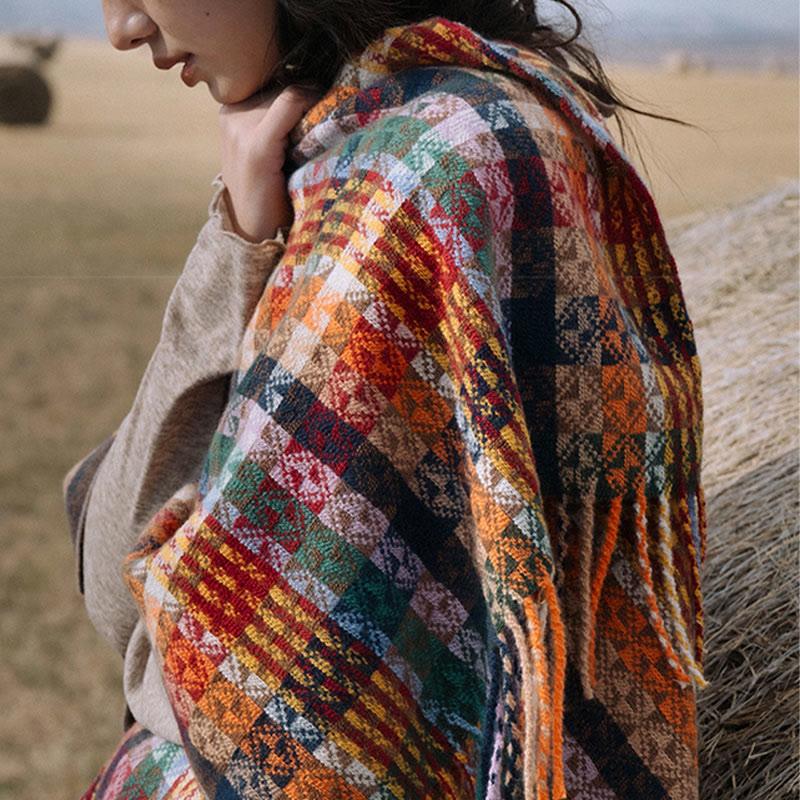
[1,8,797,71]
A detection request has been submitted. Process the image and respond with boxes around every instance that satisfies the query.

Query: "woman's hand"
[219,86,316,243]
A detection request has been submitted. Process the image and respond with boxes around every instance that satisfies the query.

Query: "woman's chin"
[206,82,229,105]
[207,78,266,106]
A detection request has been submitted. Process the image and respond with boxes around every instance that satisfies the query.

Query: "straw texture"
[669,181,799,799]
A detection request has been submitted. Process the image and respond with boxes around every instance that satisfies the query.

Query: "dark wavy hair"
[271,0,619,110]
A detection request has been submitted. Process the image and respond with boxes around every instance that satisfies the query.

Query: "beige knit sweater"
[64,181,285,744]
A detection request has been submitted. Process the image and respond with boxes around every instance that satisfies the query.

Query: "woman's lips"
[180,56,199,87]
[153,53,198,87]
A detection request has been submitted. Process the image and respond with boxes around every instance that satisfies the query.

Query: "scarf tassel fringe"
[582,485,707,693]
[485,484,706,799]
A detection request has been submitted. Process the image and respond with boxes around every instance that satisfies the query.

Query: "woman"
[65,1,706,798]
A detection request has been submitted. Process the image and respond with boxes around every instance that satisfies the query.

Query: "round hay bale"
[662,50,693,74]
[661,50,710,75]
[760,55,791,77]
[667,182,800,800]
[11,34,61,63]
[0,64,52,125]
[699,451,799,800]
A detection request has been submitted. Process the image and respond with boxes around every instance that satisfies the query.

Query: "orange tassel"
[587,496,622,687]
[537,568,567,800]
[636,488,691,684]
[576,502,595,697]
[677,495,705,667]
[526,602,551,799]
[654,497,707,687]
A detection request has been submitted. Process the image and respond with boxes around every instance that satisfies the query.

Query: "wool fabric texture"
[78,18,705,800]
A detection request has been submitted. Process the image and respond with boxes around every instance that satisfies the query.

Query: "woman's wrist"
[221,185,289,243]
[210,178,289,245]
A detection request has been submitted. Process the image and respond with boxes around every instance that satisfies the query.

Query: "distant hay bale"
[760,55,792,77]
[10,34,61,63]
[0,33,59,125]
[0,65,52,125]
[668,182,800,800]
[662,50,710,75]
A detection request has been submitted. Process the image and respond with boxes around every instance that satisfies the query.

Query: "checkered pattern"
[85,18,705,800]
[81,724,201,800]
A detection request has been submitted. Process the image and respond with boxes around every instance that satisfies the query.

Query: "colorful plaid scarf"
[92,18,704,800]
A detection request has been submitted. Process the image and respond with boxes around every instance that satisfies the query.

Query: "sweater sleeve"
[64,180,286,656]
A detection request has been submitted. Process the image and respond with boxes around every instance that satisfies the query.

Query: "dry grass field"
[0,39,797,799]
[606,62,799,219]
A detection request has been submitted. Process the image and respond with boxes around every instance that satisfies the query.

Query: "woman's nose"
[101,0,157,50]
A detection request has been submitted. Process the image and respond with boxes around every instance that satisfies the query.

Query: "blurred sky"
[588,0,799,42]
[1,0,797,46]
[597,0,797,32]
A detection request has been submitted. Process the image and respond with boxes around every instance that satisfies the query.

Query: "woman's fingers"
[251,85,318,142]
[219,86,317,158]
